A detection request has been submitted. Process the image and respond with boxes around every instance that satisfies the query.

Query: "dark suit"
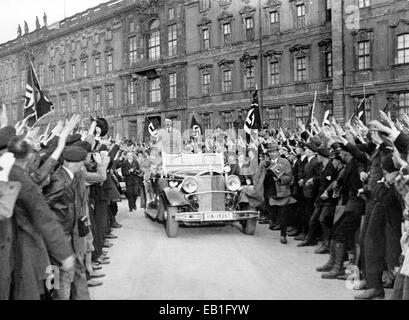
[364,182,402,290]
[43,167,89,300]
[301,156,322,235]
[333,150,366,245]
[8,165,73,300]
[305,161,339,244]
[291,156,307,232]
[121,159,141,211]
[0,181,21,300]
[90,144,120,261]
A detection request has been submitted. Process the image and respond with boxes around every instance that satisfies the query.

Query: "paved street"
[89,200,391,300]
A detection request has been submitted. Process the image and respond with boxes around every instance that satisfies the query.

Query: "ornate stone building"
[0,0,186,140]
[332,0,409,122]
[185,0,333,130]
[185,0,409,130]
[0,0,409,139]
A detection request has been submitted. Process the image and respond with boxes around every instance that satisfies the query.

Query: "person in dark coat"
[0,151,21,300]
[295,142,322,242]
[0,127,20,300]
[43,146,90,300]
[298,146,340,250]
[7,136,75,300]
[355,153,402,299]
[321,142,367,280]
[121,152,142,212]
[248,143,296,244]
[90,143,120,264]
[288,141,308,237]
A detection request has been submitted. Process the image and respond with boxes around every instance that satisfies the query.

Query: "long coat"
[292,156,307,197]
[244,158,296,208]
[121,159,142,196]
[303,156,322,199]
[0,181,21,300]
[43,167,84,264]
[8,165,73,300]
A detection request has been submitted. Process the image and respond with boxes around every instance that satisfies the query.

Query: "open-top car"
[143,153,259,238]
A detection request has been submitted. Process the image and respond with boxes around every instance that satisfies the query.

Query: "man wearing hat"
[43,146,90,300]
[121,152,142,212]
[295,142,322,242]
[263,143,296,244]
[298,146,340,252]
[7,136,75,299]
[320,141,367,280]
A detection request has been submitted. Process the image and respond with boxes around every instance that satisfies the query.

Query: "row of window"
[56,87,114,115]
[197,0,375,50]
[198,54,332,96]
[1,53,114,94]
[357,34,409,70]
[198,0,369,12]
[198,3,308,51]
[197,34,409,96]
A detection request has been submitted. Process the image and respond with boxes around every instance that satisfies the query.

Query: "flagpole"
[311,90,317,127]
[28,54,38,127]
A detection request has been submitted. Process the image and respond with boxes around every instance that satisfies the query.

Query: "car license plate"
[204,212,234,221]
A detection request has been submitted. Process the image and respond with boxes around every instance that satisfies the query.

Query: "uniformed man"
[156,118,182,154]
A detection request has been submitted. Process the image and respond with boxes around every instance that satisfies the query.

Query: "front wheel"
[243,218,257,235]
[165,207,179,238]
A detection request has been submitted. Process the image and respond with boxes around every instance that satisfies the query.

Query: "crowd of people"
[0,108,136,300]
[221,112,409,300]
[155,111,409,300]
[2,101,409,300]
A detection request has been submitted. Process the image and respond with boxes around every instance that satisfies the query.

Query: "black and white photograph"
[0,0,409,308]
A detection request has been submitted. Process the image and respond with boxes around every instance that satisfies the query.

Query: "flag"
[306,91,317,131]
[322,110,331,126]
[355,98,366,124]
[143,117,157,142]
[24,62,54,127]
[244,90,262,135]
[191,112,203,136]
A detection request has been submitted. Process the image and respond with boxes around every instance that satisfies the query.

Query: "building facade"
[185,0,333,131]
[0,0,187,140]
[333,0,409,122]
[0,0,408,140]
[185,0,409,130]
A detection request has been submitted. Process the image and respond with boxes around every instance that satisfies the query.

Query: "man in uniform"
[157,118,182,155]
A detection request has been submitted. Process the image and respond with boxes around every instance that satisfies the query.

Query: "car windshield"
[167,169,219,176]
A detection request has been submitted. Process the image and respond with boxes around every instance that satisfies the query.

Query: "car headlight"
[181,177,199,194]
[223,165,231,174]
[226,175,241,192]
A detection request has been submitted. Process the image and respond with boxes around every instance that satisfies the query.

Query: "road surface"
[89,200,392,300]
